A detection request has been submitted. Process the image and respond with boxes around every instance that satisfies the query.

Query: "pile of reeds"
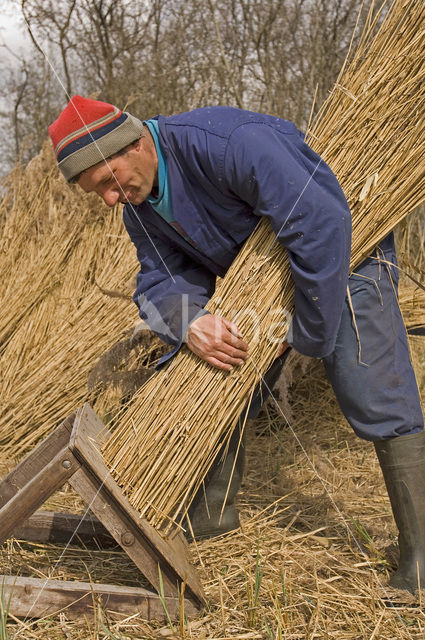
[399,284,425,333]
[103,0,425,534]
[0,143,164,464]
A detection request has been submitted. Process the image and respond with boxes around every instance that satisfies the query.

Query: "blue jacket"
[123,106,352,364]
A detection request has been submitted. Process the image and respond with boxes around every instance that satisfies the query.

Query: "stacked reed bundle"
[399,284,425,333]
[103,0,425,535]
[0,143,147,462]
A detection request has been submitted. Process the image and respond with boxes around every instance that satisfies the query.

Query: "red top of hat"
[49,95,122,156]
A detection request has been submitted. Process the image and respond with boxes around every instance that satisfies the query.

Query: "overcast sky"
[0,2,30,61]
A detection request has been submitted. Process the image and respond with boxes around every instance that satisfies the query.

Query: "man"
[49,95,424,593]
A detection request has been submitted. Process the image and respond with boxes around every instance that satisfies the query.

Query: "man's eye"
[105,173,117,185]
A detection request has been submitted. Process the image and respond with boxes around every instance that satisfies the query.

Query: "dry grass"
[1,344,425,638]
[0,142,167,463]
[399,285,425,333]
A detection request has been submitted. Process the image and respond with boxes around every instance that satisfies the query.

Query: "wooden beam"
[0,448,80,545]
[13,511,116,548]
[69,465,184,599]
[70,404,205,607]
[0,414,75,508]
[0,575,199,620]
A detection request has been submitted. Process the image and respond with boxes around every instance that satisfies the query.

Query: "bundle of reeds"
[399,284,425,333]
[103,0,425,534]
[0,143,161,463]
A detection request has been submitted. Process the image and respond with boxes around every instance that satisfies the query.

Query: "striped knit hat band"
[49,95,144,182]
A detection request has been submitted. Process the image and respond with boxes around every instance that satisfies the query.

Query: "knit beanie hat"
[49,95,144,182]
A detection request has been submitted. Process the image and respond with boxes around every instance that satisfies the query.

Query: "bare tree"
[1,0,372,174]
[0,47,64,168]
[21,0,77,97]
[72,0,155,105]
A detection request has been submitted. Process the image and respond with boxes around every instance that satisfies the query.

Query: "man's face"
[78,132,158,207]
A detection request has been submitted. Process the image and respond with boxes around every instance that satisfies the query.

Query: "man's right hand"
[185,314,249,371]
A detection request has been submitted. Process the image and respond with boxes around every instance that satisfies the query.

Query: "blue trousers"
[323,232,423,441]
[247,233,424,441]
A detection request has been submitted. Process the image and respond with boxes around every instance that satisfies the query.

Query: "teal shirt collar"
[145,119,169,214]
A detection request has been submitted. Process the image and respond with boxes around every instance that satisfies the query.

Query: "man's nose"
[102,188,120,207]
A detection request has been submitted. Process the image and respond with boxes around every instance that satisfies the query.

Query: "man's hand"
[185,314,249,371]
[276,340,290,358]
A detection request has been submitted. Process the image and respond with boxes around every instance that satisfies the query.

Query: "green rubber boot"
[186,424,245,540]
[374,430,425,593]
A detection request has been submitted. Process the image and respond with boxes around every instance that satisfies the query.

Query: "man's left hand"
[276,340,290,358]
[185,314,249,371]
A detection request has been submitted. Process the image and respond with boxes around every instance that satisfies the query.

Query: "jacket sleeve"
[123,206,216,358]
[224,123,352,358]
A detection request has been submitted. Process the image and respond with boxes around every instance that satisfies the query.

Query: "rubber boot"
[241,350,289,421]
[186,351,289,540]
[374,430,425,593]
[186,423,245,540]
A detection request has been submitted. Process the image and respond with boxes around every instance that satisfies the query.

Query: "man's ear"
[134,137,143,152]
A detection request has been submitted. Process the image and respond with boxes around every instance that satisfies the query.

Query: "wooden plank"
[69,466,184,600]
[70,404,205,606]
[0,448,80,545]
[0,575,199,620]
[0,414,75,508]
[14,511,116,548]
